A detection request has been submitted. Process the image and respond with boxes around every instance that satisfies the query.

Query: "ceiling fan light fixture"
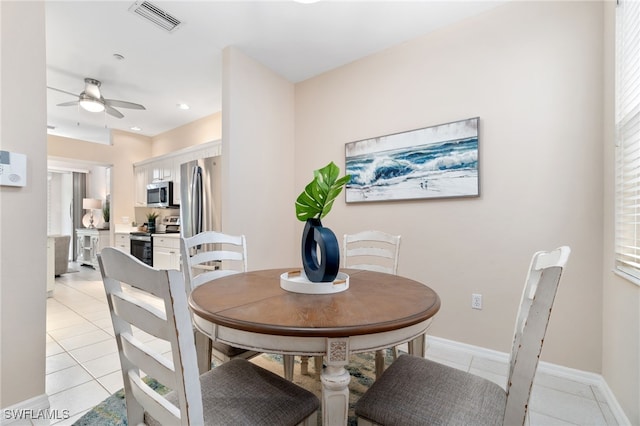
[80,98,105,113]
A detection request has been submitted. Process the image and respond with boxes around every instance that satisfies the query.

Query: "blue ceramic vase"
[301,218,340,282]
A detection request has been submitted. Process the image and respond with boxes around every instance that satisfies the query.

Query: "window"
[615,0,640,283]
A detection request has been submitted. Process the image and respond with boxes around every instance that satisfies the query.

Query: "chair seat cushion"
[146,358,319,426]
[355,354,506,426]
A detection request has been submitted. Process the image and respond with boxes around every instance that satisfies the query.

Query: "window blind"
[615,0,640,282]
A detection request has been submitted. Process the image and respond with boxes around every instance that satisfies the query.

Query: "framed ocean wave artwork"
[345,117,480,203]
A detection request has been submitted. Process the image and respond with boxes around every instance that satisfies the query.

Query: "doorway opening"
[48,159,112,264]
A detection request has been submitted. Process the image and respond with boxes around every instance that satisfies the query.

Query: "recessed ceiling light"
[113,53,125,61]
[177,103,190,110]
[131,126,142,131]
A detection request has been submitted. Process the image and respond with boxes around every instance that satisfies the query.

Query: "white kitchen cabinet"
[134,164,150,207]
[77,229,110,268]
[152,234,181,270]
[151,158,174,182]
[114,232,130,253]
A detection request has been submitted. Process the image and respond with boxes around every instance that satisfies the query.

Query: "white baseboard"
[1,394,54,426]
[427,336,632,426]
[428,335,510,363]
[591,376,634,426]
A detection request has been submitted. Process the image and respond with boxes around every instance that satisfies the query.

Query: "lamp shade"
[83,198,102,210]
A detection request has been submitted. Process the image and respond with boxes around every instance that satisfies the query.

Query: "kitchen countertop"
[114,225,139,234]
[151,232,181,238]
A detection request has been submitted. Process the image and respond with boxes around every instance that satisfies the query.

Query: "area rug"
[73,350,393,425]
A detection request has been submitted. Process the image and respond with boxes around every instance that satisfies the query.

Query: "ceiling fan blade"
[47,86,79,97]
[57,101,79,107]
[105,99,146,110]
[105,105,124,119]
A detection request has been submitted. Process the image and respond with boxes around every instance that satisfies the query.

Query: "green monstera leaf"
[295,161,351,221]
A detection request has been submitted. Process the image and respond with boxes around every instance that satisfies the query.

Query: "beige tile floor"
[45,263,619,425]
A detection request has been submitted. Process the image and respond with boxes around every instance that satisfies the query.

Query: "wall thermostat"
[0,150,27,187]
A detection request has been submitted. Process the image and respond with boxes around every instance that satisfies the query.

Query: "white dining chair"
[354,246,571,426]
[343,230,401,275]
[345,230,402,378]
[181,231,296,380]
[180,231,260,373]
[97,247,319,426]
[301,230,403,379]
[181,230,248,288]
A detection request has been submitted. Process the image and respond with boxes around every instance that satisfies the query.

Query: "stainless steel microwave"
[146,181,177,208]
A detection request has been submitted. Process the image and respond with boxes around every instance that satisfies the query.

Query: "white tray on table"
[280,270,349,294]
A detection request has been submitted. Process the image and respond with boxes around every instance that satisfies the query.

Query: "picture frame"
[345,117,480,203]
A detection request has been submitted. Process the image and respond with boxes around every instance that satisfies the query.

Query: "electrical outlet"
[472,293,482,310]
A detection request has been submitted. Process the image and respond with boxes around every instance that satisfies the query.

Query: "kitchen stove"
[130,216,180,267]
[130,232,153,266]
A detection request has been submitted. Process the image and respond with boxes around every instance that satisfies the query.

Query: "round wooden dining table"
[189,268,441,426]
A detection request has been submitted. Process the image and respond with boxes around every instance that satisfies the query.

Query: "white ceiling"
[45,1,503,145]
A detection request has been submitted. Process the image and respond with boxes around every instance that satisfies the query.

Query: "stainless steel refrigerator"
[180,156,222,238]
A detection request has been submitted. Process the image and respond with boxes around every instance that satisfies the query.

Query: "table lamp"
[83,198,102,228]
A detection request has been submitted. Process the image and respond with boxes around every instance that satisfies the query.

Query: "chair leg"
[392,345,399,360]
[299,356,323,379]
[300,356,311,375]
[283,354,295,381]
[408,333,426,358]
[194,330,212,374]
[314,356,323,375]
[375,349,385,379]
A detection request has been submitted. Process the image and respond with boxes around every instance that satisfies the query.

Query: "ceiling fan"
[48,78,146,119]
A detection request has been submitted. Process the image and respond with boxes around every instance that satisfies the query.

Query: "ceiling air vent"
[129,1,182,33]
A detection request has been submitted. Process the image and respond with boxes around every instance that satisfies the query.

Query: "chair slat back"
[98,247,204,426]
[343,230,401,275]
[120,333,176,388]
[110,291,169,340]
[181,231,248,292]
[504,246,571,425]
[128,372,181,425]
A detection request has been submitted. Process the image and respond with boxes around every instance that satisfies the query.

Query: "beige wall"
[295,1,604,373]
[602,1,640,423]
[48,131,152,230]
[0,1,48,408]
[151,113,222,157]
[222,47,297,269]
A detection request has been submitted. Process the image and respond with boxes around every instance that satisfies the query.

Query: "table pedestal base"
[321,365,350,426]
